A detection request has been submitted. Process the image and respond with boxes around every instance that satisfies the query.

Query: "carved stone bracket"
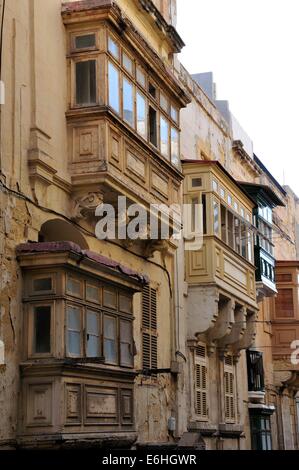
[71,192,103,220]
[218,305,247,349]
[207,299,235,344]
[232,310,258,353]
[187,286,219,339]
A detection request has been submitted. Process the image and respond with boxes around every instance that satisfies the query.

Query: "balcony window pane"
[86,310,100,357]
[202,194,207,235]
[160,93,169,112]
[149,82,157,99]
[34,306,51,354]
[213,200,219,235]
[108,36,119,59]
[123,78,134,127]
[137,92,147,138]
[86,284,100,303]
[228,211,234,248]
[108,62,120,113]
[67,277,82,297]
[149,106,157,147]
[76,60,96,105]
[171,105,178,123]
[136,67,146,87]
[241,223,247,258]
[104,315,117,363]
[123,52,133,74]
[120,320,133,366]
[33,278,52,292]
[221,205,227,243]
[171,127,179,166]
[67,306,81,356]
[160,116,169,158]
[75,34,95,49]
[234,217,240,253]
[247,231,253,262]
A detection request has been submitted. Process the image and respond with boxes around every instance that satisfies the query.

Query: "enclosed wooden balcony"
[182,160,258,351]
[61,2,190,231]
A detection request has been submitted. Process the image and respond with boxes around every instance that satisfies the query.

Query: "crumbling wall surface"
[0,189,29,447]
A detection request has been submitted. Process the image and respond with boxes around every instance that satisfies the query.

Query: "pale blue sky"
[177,0,299,195]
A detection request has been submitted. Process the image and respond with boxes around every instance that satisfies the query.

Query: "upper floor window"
[70,28,180,168]
[218,202,253,262]
[74,33,96,50]
[224,354,236,423]
[25,270,134,368]
[108,61,120,113]
[194,344,208,420]
[246,350,265,392]
[75,60,96,105]
[108,35,120,60]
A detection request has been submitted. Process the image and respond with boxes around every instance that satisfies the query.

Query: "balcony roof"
[181,159,257,208]
[16,241,149,285]
[62,0,185,53]
[238,182,285,207]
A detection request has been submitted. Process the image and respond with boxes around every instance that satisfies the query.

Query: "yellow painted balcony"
[183,160,258,350]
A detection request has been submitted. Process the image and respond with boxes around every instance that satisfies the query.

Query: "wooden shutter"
[194,344,208,419]
[224,355,235,422]
[142,286,157,370]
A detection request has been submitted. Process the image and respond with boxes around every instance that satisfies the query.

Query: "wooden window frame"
[224,355,236,423]
[141,286,158,372]
[28,301,55,359]
[71,32,98,53]
[194,343,209,421]
[73,57,98,108]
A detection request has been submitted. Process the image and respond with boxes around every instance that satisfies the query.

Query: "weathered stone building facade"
[0,0,298,450]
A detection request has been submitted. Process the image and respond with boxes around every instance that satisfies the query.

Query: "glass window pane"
[160,116,169,158]
[86,310,98,334]
[34,306,51,353]
[171,105,178,123]
[104,316,116,338]
[33,278,52,292]
[108,36,119,59]
[149,106,157,146]
[68,331,81,356]
[213,200,219,235]
[228,211,234,248]
[67,306,81,330]
[120,320,133,366]
[86,284,100,303]
[121,343,131,364]
[119,294,132,313]
[136,92,146,138]
[87,335,99,357]
[234,217,240,253]
[104,339,117,363]
[160,93,168,112]
[123,52,133,74]
[123,78,134,127]
[171,127,179,166]
[67,277,82,297]
[121,320,131,342]
[104,316,117,362]
[76,60,96,105]
[108,62,120,113]
[136,67,146,87]
[75,34,95,49]
[103,289,117,309]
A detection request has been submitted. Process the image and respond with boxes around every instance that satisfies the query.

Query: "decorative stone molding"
[71,192,103,220]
